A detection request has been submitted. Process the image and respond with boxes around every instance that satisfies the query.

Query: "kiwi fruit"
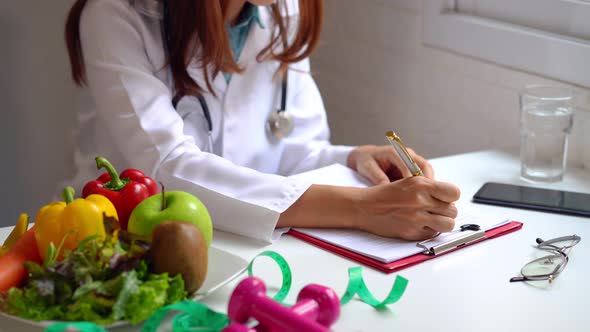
[150,221,208,293]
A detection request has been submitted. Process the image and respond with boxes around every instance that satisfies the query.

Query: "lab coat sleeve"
[277,58,356,176]
[78,0,311,242]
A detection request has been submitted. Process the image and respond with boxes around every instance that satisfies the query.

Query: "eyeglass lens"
[521,254,567,278]
[537,237,580,251]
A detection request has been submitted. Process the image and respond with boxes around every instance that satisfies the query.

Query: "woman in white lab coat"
[64,0,460,242]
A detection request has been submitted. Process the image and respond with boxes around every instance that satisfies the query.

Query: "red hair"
[65,0,323,101]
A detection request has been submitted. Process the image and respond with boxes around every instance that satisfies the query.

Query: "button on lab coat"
[68,0,354,242]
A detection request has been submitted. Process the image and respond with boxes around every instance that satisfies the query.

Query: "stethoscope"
[160,2,294,154]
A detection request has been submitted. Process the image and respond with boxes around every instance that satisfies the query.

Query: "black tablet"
[473,182,590,218]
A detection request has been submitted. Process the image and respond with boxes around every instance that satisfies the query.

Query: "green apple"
[127,191,213,247]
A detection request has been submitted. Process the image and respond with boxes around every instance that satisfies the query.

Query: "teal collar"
[232,4,265,30]
[223,4,265,84]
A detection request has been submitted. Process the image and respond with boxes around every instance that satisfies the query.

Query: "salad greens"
[0,221,187,325]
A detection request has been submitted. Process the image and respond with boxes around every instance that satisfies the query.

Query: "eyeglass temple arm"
[509,276,527,282]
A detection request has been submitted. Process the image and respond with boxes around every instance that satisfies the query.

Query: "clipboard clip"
[416,224,486,256]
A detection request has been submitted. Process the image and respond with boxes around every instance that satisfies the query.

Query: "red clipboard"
[287,221,523,274]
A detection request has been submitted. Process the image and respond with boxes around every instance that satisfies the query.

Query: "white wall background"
[313,0,589,161]
[1,0,588,227]
[0,1,77,226]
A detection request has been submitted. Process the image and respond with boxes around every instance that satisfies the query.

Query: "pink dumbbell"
[223,324,255,332]
[223,277,340,332]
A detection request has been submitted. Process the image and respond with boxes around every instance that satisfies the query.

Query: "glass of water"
[520,85,575,182]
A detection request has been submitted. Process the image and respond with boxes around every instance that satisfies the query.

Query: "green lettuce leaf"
[2,228,188,325]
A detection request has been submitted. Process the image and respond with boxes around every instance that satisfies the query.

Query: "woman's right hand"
[353,176,461,241]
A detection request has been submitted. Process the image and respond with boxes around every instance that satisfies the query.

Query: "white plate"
[192,246,249,300]
[0,247,248,331]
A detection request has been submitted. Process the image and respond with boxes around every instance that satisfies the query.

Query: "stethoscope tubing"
[161,2,290,142]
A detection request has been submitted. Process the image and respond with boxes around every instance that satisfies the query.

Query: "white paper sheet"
[290,164,510,263]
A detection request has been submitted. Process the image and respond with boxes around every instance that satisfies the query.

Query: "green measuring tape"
[44,251,408,332]
[246,251,408,310]
[45,322,106,332]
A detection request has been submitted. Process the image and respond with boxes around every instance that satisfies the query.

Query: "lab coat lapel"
[186,62,227,97]
[212,69,227,94]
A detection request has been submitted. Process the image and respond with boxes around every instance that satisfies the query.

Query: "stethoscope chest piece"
[267,109,294,139]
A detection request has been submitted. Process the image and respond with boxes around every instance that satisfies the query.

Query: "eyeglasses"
[510,235,581,283]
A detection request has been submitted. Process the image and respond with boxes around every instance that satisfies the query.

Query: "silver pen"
[385,131,424,177]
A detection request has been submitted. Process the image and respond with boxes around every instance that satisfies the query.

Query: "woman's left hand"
[347,145,434,185]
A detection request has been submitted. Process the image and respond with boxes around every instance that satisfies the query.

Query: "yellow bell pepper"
[0,213,29,256]
[34,186,119,261]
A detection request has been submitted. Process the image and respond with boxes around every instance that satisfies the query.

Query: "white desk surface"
[1,150,589,332]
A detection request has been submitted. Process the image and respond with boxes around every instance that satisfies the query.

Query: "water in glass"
[520,105,574,182]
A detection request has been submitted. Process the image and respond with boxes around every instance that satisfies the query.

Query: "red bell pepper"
[82,156,158,230]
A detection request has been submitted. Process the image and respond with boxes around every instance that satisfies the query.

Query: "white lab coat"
[68,0,354,242]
